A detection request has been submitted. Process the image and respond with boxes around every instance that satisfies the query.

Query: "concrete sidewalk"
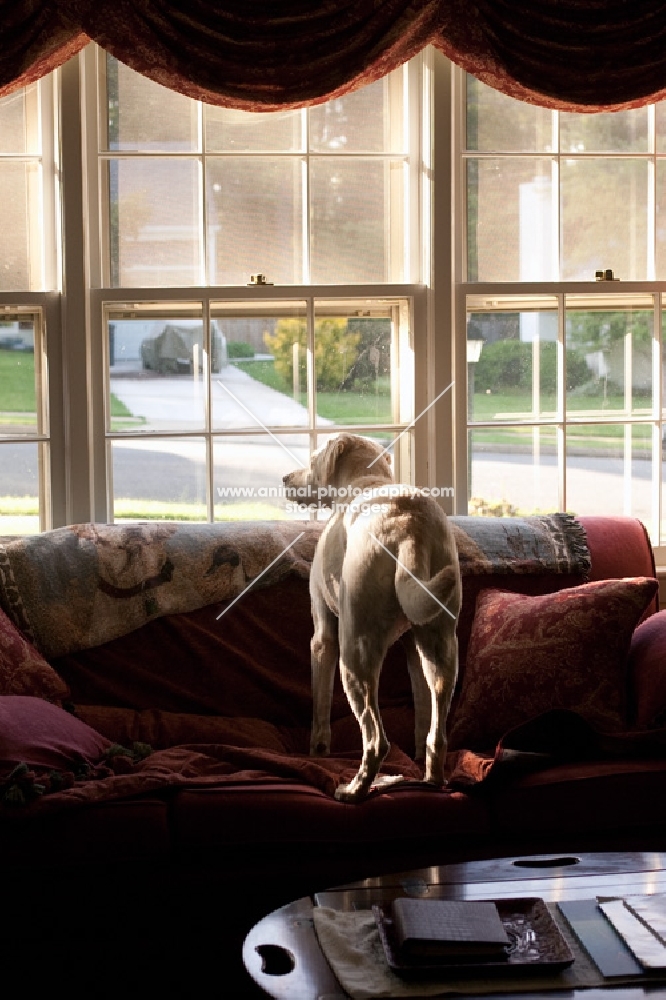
[110,363,323,433]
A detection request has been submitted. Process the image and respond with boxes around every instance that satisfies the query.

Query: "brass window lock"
[248,274,273,286]
[595,269,618,281]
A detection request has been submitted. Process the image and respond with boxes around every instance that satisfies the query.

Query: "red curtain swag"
[1,1,666,113]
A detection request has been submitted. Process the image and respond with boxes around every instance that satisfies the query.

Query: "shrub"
[227,341,255,359]
[264,318,361,392]
[474,339,590,393]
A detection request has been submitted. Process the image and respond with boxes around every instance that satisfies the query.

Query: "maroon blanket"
[2,710,664,818]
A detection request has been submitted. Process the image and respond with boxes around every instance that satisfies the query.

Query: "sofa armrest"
[628,610,666,730]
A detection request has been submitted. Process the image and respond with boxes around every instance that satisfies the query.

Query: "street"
[0,363,660,528]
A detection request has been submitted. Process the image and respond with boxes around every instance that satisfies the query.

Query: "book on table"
[389,898,510,963]
[558,893,666,979]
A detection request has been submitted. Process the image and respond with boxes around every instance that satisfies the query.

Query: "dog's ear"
[320,434,350,481]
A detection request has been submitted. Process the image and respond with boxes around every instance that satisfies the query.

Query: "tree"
[567,310,652,354]
[264,318,361,392]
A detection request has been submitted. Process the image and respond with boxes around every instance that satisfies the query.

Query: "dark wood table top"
[243,851,666,999]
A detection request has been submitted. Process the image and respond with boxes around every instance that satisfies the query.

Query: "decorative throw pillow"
[0,696,111,770]
[0,608,69,703]
[448,577,659,752]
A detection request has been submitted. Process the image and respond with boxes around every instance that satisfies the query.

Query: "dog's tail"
[394,541,460,625]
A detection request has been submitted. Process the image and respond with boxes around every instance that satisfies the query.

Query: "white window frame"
[451,61,666,565]
[0,72,63,533]
[56,44,437,526]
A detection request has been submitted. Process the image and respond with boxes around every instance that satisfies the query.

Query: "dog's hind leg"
[310,597,339,757]
[334,629,391,803]
[402,631,430,762]
[411,619,458,786]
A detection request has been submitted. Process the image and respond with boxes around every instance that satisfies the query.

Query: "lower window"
[103,294,414,523]
[0,307,48,535]
[466,292,664,543]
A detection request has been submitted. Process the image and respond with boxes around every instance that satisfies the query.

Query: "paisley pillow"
[448,577,659,752]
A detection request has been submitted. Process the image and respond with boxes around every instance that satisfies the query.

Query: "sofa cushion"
[448,577,659,752]
[73,704,290,753]
[170,783,490,851]
[627,609,666,730]
[489,758,666,839]
[0,696,111,770]
[0,608,69,704]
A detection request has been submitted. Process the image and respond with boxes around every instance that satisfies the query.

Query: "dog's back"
[343,489,461,626]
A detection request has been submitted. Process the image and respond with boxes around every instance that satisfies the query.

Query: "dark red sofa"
[1,514,665,996]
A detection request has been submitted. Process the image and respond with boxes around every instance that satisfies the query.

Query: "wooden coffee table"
[243,851,666,998]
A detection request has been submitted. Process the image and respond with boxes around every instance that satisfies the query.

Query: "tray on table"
[372,897,575,979]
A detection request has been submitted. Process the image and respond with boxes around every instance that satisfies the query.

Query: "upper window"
[465,76,664,282]
[0,85,49,291]
[89,53,421,525]
[99,55,411,287]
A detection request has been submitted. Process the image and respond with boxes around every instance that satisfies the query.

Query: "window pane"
[105,55,198,152]
[108,159,201,286]
[205,107,303,152]
[107,307,206,433]
[561,158,648,280]
[560,108,648,153]
[0,441,40,535]
[309,76,403,153]
[310,158,404,283]
[653,161,666,278]
[0,162,42,291]
[0,317,39,433]
[566,424,652,526]
[565,297,654,417]
[206,157,303,285]
[214,434,308,520]
[466,76,552,152]
[313,301,400,426]
[655,101,666,153]
[0,85,39,155]
[466,300,559,423]
[467,159,554,282]
[210,300,308,431]
[469,427,559,515]
[110,437,208,522]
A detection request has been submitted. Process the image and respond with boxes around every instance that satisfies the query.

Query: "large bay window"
[5,44,666,566]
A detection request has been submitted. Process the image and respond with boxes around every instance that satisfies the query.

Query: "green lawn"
[231,359,285,393]
[236,360,656,439]
[0,348,132,420]
[0,348,36,412]
[471,389,653,451]
[0,496,289,531]
[5,350,649,438]
[233,359,392,424]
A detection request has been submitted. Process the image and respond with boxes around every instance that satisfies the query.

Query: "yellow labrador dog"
[283,433,461,802]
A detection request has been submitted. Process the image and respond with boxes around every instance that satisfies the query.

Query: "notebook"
[390,898,510,961]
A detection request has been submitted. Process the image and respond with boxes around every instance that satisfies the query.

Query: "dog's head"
[283,433,393,503]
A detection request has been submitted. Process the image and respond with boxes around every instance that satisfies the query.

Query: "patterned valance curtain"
[2,1,666,112]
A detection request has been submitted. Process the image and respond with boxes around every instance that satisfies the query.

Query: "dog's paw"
[310,741,330,757]
[371,774,405,791]
[334,781,364,803]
